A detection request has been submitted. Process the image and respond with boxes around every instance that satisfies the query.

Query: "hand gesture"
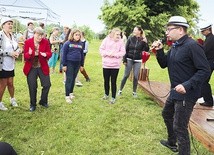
[40,52,47,57]
[12,51,19,58]
[151,40,163,50]
[174,84,186,94]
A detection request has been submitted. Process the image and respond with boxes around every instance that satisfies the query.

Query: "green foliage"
[0,40,213,155]
[78,25,96,42]
[99,0,200,42]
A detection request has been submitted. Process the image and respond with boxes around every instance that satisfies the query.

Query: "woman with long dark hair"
[118,26,149,97]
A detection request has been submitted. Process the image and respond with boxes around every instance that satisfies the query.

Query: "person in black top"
[118,26,149,97]
[152,16,210,155]
[199,23,214,107]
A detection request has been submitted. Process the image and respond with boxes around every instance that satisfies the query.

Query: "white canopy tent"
[0,0,60,24]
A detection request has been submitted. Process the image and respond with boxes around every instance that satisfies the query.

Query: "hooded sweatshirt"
[99,36,126,69]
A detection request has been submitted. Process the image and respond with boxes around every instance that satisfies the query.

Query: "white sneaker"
[102,94,109,100]
[65,96,72,104]
[133,92,138,98]
[0,102,8,111]
[76,81,83,87]
[10,98,18,107]
[109,98,116,104]
[69,93,75,99]
[117,90,122,96]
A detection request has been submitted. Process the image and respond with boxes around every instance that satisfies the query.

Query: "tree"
[99,0,199,42]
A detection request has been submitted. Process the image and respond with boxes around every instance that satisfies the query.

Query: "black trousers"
[201,60,214,105]
[103,68,119,98]
[162,98,195,155]
[27,67,51,107]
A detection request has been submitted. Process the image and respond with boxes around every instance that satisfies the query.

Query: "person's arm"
[23,40,33,60]
[114,41,126,58]
[62,42,68,66]
[40,39,52,59]
[156,48,168,68]
[99,38,109,57]
[50,35,60,44]
[182,43,210,91]
[83,41,89,53]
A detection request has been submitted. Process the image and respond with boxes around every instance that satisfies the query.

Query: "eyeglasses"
[166,27,180,32]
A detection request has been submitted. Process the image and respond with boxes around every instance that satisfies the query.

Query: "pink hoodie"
[99,36,126,69]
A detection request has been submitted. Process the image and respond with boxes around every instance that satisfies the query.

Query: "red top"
[23,37,52,76]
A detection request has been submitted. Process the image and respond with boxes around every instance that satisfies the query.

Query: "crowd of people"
[0,15,214,155]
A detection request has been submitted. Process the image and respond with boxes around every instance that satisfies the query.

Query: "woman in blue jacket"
[62,29,84,104]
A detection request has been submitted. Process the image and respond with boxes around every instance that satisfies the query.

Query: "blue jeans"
[65,61,80,96]
[162,98,196,155]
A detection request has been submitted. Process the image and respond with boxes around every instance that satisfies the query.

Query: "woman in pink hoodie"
[99,28,126,104]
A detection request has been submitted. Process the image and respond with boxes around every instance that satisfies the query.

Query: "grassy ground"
[0,40,213,155]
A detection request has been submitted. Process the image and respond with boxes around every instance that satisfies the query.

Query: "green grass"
[0,39,213,155]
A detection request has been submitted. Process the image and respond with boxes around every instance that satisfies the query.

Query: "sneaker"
[102,94,109,100]
[0,102,8,111]
[86,78,91,82]
[76,81,83,87]
[117,90,122,96]
[10,98,18,107]
[109,98,116,104]
[65,96,72,104]
[132,92,137,98]
[160,140,178,152]
[69,93,75,99]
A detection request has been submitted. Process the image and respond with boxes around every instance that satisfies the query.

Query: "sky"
[42,0,110,33]
[41,0,214,33]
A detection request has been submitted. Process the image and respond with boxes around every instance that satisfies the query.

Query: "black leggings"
[103,68,119,98]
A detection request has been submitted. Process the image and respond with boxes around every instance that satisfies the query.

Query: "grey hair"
[33,27,44,35]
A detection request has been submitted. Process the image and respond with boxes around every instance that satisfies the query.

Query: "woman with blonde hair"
[100,28,126,104]
[62,29,84,103]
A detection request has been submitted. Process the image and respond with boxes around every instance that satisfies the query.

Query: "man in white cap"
[152,16,210,155]
[199,23,214,107]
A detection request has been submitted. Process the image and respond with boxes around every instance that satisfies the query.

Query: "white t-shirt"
[3,36,18,71]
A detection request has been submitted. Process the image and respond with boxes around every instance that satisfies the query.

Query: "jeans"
[162,98,196,155]
[103,68,119,98]
[119,59,141,92]
[65,61,80,96]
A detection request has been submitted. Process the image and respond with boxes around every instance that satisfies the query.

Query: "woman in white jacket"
[0,17,20,111]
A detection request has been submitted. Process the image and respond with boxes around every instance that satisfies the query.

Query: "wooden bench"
[138,80,214,153]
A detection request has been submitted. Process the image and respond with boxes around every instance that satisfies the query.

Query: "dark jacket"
[62,40,84,66]
[156,35,210,102]
[203,33,214,60]
[123,36,149,63]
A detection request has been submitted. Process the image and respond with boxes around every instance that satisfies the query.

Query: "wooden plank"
[138,80,214,153]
